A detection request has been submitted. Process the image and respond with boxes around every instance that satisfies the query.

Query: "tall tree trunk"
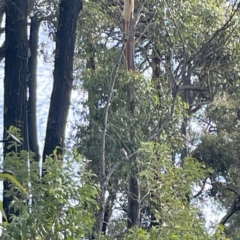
[0,0,5,62]
[101,191,116,235]
[42,0,82,162]
[147,45,162,228]
[4,0,28,221]
[127,175,140,228]
[180,74,191,164]
[28,15,41,162]
[0,0,4,27]
[180,119,188,162]
[123,0,135,71]
[122,0,140,229]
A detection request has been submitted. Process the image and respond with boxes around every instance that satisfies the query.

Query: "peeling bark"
[122,0,140,229]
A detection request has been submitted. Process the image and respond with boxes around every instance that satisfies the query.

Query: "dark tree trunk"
[0,40,5,62]
[102,192,116,235]
[180,120,187,162]
[127,175,140,228]
[0,0,5,62]
[0,0,4,27]
[28,15,41,162]
[42,0,82,162]
[4,0,28,221]
[145,46,162,229]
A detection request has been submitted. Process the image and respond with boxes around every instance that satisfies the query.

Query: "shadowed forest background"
[0,0,240,239]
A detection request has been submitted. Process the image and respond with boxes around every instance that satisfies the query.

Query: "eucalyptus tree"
[42,0,82,161]
[192,85,240,237]
[73,0,240,237]
[3,0,29,221]
[3,0,82,222]
[2,0,240,238]
[28,0,59,162]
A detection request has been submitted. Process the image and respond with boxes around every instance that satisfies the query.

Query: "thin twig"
[102,50,123,178]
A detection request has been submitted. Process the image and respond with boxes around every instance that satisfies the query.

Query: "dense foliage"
[2,0,240,239]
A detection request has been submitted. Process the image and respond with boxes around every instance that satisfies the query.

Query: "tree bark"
[42,0,82,162]
[123,0,135,71]
[147,46,162,228]
[122,0,140,229]
[0,0,4,30]
[102,191,116,235]
[28,15,41,162]
[4,0,28,221]
[179,72,191,164]
[0,0,5,62]
[127,175,140,228]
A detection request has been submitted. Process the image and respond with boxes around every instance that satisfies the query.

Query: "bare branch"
[179,85,208,91]
[102,50,123,178]
[193,178,207,199]
[220,195,240,225]
[190,101,210,107]
[225,187,239,196]
[188,7,238,64]
[96,49,123,237]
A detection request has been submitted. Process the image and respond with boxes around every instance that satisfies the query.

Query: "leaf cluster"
[2,151,98,240]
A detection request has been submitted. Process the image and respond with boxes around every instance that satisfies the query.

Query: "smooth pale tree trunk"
[122,0,140,229]
[43,0,82,163]
[4,0,28,221]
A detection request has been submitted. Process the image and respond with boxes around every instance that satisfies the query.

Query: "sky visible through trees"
[1,0,240,239]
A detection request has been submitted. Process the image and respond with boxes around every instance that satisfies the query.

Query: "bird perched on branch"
[120,148,128,160]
